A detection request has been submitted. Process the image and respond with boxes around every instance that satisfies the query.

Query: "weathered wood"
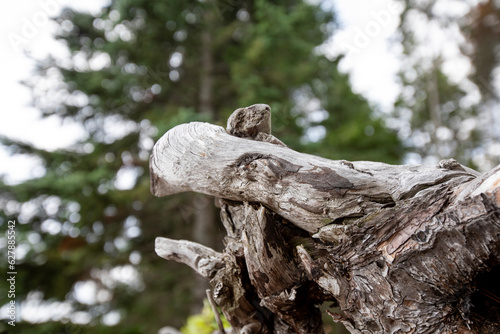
[155,237,223,280]
[151,105,500,334]
[298,172,500,333]
[226,104,287,147]
[150,121,476,234]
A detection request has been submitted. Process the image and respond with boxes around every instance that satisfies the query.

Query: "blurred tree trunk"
[191,7,217,313]
[151,118,500,333]
[426,59,442,157]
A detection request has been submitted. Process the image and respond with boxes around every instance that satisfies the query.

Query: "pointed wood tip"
[149,157,173,197]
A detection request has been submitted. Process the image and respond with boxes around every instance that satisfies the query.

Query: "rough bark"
[151,108,500,333]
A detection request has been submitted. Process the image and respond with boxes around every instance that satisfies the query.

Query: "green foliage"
[181,299,230,334]
[305,61,403,163]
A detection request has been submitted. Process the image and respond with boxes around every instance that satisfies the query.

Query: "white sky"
[0,0,106,183]
[328,0,404,112]
[0,1,107,144]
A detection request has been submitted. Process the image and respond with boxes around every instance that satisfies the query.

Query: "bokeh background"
[1,0,499,333]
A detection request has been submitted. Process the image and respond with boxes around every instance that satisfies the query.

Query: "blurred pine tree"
[0,0,402,333]
[394,0,500,170]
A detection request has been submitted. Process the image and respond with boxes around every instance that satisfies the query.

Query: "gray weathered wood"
[150,122,476,234]
[151,106,500,334]
[155,237,223,280]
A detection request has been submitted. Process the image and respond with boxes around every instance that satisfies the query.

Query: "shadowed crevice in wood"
[294,166,354,196]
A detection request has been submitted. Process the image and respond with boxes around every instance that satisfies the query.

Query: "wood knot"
[227,104,272,138]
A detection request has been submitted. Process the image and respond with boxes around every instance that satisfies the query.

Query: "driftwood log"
[150,105,500,334]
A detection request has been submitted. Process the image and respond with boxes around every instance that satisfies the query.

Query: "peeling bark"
[151,106,500,333]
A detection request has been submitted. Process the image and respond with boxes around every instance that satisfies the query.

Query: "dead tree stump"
[150,105,500,334]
